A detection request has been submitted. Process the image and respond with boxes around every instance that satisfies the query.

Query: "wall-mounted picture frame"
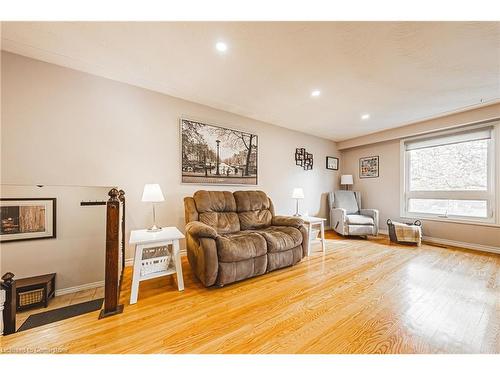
[0,198,57,243]
[326,156,339,170]
[295,148,313,170]
[359,156,379,178]
[181,118,258,185]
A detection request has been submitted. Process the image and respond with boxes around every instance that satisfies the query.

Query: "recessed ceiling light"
[311,90,321,97]
[215,42,228,52]
[361,114,370,120]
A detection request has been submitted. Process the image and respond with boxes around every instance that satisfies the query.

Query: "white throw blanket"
[392,221,421,245]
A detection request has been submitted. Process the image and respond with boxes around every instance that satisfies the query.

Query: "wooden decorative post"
[1,272,16,335]
[99,188,124,319]
[118,189,126,272]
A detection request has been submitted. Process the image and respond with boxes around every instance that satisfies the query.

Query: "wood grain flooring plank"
[2,232,498,354]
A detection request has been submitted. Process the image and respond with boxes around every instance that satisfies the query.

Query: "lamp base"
[147,224,162,232]
[293,213,301,217]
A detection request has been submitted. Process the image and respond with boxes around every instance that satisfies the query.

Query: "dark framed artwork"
[326,156,339,170]
[359,156,379,178]
[181,118,258,185]
[0,198,57,243]
[295,148,313,170]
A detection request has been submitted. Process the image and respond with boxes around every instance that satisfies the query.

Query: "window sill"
[400,214,500,228]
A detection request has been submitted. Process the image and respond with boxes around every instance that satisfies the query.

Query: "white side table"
[300,215,327,256]
[129,227,185,304]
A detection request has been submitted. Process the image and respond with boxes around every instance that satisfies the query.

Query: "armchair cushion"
[346,214,374,226]
[216,232,267,262]
[334,191,359,214]
[185,221,219,239]
[256,226,303,252]
[271,215,304,228]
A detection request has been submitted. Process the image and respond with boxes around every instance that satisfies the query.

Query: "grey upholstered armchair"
[327,191,379,237]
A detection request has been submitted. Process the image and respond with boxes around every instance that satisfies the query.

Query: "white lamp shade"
[141,184,165,202]
[292,188,305,199]
[341,175,354,185]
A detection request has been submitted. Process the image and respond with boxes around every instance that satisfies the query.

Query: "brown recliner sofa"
[184,190,308,287]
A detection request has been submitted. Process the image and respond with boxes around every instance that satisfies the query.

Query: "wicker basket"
[387,219,422,245]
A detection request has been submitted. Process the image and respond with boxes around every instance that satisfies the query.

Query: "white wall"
[338,103,500,150]
[340,125,500,249]
[1,52,340,281]
[0,185,108,290]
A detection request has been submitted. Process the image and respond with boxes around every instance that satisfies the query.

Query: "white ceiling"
[2,22,499,141]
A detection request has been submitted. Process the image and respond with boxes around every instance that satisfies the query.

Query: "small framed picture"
[359,156,379,178]
[326,156,339,170]
[0,198,57,243]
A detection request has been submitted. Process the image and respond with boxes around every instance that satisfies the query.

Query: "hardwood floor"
[2,232,499,354]
[14,287,104,331]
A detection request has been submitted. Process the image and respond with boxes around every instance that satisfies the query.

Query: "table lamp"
[341,175,354,190]
[142,184,165,232]
[292,188,305,216]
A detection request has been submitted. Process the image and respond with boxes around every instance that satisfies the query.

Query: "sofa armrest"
[185,221,218,239]
[185,232,219,287]
[330,208,348,235]
[359,209,379,234]
[359,208,378,219]
[272,215,304,228]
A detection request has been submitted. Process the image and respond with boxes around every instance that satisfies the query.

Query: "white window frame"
[400,121,499,226]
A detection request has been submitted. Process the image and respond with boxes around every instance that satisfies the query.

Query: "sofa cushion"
[194,191,240,233]
[216,232,267,262]
[334,191,359,214]
[234,190,273,230]
[194,190,237,212]
[346,214,374,225]
[267,245,303,272]
[217,255,267,286]
[234,190,271,212]
[199,212,240,234]
[238,210,273,230]
[255,226,303,253]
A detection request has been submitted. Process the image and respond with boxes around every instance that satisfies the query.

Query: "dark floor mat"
[17,298,104,332]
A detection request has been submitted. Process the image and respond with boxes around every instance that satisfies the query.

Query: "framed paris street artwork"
[326,156,339,170]
[180,118,258,185]
[359,156,379,178]
[0,198,57,243]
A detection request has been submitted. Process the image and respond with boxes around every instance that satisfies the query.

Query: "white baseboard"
[55,280,105,296]
[379,229,500,254]
[56,249,190,295]
[125,258,134,267]
[125,249,187,267]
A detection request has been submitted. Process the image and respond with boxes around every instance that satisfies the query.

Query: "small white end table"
[129,227,185,304]
[300,215,327,256]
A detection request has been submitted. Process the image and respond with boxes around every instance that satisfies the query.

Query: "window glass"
[408,199,488,218]
[408,139,488,191]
